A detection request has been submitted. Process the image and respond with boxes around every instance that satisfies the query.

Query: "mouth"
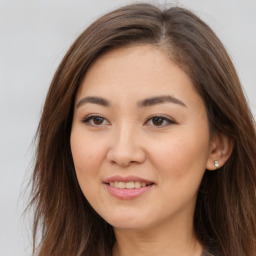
[103,176,154,199]
[104,175,154,188]
[108,181,153,189]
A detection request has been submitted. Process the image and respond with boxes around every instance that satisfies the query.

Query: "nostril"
[106,141,146,166]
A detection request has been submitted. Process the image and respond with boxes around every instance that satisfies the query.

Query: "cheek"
[71,128,103,165]
[70,136,104,206]
[150,129,210,180]
[70,131,105,186]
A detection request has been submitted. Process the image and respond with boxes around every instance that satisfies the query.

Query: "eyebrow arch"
[76,96,110,108]
[137,95,186,107]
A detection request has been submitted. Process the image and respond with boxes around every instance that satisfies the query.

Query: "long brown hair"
[29,3,256,256]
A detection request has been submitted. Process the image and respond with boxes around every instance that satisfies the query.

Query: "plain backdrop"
[0,0,255,255]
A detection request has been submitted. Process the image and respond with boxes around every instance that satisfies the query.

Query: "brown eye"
[82,115,109,126]
[92,116,104,125]
[146,115,175,127]
[152,117,164,126]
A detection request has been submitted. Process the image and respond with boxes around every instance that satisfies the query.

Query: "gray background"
[1,0,255,255]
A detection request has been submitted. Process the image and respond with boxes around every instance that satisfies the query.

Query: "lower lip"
[105,184,153,199]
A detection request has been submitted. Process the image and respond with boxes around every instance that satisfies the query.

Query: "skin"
[70,45,231,256]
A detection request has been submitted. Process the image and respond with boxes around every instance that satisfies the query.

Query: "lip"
[104,175,154,185]
[104,175,154,200]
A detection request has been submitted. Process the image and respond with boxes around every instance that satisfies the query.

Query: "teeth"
[109,181,148,189]
[119,182,126,189]
[126,181,134,189]
[135,181,141,188]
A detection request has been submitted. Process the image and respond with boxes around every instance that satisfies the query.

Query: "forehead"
[76,45,200,107]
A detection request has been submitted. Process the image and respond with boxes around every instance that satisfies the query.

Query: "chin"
[104,212,153,231]
[111,222,149,231]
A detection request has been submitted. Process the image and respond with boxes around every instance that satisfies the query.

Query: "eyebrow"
[76,95,186,108]
[76,96,110,108]
[137,95,186,107]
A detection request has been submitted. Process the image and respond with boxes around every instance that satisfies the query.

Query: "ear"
[206,132,234,170]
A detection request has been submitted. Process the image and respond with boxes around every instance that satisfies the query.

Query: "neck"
[112,214,203,256]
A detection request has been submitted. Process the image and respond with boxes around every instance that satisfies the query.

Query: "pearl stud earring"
[214,160,219,168]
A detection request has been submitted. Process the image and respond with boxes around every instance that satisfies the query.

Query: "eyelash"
[81,114,176,127]
[146,114,176,127]
[81,115,109,126]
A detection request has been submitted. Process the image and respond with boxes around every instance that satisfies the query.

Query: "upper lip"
[104,175,154,185]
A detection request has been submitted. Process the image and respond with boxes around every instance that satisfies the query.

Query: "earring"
[214,160,219,168]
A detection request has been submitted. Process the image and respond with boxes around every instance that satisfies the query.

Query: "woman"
[29,3,256,256]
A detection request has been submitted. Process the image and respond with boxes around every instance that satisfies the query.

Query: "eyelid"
[145,114,177,127]
[80,113,176,127]
[81,114,110,126]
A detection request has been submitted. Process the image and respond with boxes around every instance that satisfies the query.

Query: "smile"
[109,181,149,189]
[104,176,154,199]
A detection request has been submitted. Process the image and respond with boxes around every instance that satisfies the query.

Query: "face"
[70,45,213,231]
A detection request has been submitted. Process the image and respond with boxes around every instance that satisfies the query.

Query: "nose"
[106,124,146,167]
